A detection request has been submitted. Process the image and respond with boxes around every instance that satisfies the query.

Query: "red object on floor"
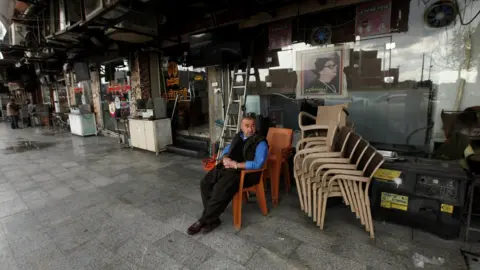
[202,155,217,171]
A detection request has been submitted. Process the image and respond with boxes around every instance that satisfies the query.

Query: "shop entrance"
[163,61,210,157]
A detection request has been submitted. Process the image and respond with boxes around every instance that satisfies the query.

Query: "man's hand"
[222,157,237,169]
[222,157,232,168]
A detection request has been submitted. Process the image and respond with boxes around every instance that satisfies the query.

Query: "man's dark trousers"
[199,165,259,224]
[10,116,19,129]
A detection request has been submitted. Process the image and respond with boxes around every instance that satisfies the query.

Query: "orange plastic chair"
[232,158,269,230]
[266,127,294,207]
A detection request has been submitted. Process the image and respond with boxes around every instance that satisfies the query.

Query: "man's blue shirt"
[222,133,268,170]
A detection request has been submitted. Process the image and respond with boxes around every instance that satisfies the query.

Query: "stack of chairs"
[293,120,385,239]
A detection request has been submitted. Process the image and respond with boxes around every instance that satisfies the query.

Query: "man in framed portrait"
[304,53,341,95]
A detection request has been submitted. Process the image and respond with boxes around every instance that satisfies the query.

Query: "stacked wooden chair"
[293,107,384,239]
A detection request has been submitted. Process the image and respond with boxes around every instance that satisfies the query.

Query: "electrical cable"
[454,0,480,25]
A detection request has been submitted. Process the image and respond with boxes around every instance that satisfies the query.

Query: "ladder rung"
[223,135,234,141]
[233,86,245,88]
[232,100,241,103]
[235,72,247,75]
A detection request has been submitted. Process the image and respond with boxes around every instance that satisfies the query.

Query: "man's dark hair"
[314,53,340,72]
[242,113,256,122]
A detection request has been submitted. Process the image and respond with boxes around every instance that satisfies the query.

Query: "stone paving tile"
[0,190,19,204]
[154,230,215,269]
[65,239,116,269]
[0,246,19,270]
[196,253,247,270]
[0,227,8,250]
[7,229,53,258]
[246,247,308,270]
[237,222,302,257]
[117,235,183,270]
[47,186,75,199]
[199,230,259,264]
[0,211,46,237]
[45,218,95,253]
[0,198,28,219]
[292,243,367,270]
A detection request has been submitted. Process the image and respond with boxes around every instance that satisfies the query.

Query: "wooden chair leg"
[232,191,243,230]
[307,178,313,217]
[353,181,366,226]
[320,191,329,230]
[256,177,268,216]
[365,194,375,239]
[317,188,323,227]
[283,161,291,194]
[294,171,305,211]
[312,182,317,222]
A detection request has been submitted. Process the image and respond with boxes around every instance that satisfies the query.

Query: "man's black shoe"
[187,221,204,235]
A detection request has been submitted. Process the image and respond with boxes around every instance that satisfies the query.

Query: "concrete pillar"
[139,52,151,99]
[130,52,141,114]
[90,69,103,128]
[207,66,224,151]
[149,52,162,99]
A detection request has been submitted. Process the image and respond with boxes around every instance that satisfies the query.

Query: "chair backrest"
[333,126,352,152]
[350,137,369,165]
[357,144,376,173]
[343,131,361,159]
[316,104,348,126]
[266,127,293,153]
[363,147,385,179]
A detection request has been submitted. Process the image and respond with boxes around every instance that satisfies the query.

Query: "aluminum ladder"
[216,58,256,161]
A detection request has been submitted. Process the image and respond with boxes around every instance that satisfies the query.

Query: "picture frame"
[295,45,348,100]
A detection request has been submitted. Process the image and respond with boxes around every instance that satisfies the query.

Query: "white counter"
[128,118,172,155]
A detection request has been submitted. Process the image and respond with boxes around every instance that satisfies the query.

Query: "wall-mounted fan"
[310,26,332,46]
[424,0,458,28]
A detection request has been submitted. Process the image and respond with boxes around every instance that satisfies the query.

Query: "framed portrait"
[295,46,348,100]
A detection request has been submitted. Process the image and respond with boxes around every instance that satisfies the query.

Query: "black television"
[188,25,243,67]
[74,62,90,82]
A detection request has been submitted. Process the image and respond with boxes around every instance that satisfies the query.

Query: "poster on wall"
[166,61,180,88]
[295,46,348,100]
[355,0,392,37]
[269,20,292,50]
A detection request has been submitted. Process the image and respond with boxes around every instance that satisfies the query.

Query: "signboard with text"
[355,0,392,37]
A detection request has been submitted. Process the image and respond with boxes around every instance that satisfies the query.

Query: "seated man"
[187,115,269,235]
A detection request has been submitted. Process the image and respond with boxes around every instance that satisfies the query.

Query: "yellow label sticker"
[380,192,408,211]
[440,204,454,214]
[374,169,402,181]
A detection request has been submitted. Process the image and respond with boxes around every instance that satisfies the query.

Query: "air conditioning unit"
[9,22,28,46]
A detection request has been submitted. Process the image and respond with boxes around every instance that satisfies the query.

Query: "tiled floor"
[0,125,476,269]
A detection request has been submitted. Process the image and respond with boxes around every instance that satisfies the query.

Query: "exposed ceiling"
[0,0,328,73]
